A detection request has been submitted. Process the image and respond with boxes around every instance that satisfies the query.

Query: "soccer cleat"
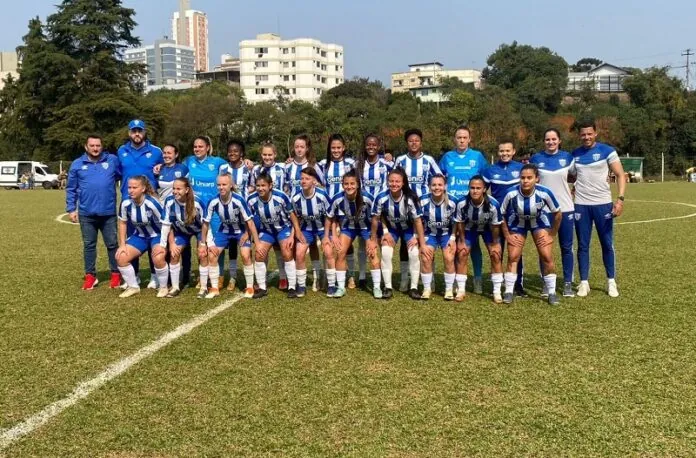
[287,288,298,299]
[296,286,306,298]
[196,288,207,299]
[373,287,383,299]
[607,279,619,298]
[205,288,220,299]
[541,284,549,298]
[156,287,169,298]
[109,272,122,289]
[455,292,466,302]
[227,278,236,292]
[243,287,255,298]
[82,274,98,290]
[421,287,431,300]
[515,285,529,298]
[119,281,128,290]
[358,279,367,290]
[493,292,503,304]
[333,288,346,298]
[444,289,454,301]
[563,282,575,297]
[577,281,590,297]
[399,276,409,293]
[147,279,158,289]
[409,288,421,300]
[119,286,140,298]
[312,274,319,292]
[326,286,337,298]
[166,287,181,298]
[252,288,268,299]
[548,293,560,306]
[473,277,483,294]
[502,292,514,304]
[382,288,393,299]
[279,278,289,291]
[347,277,356,289]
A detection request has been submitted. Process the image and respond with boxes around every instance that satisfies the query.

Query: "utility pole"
[682,48,694,90]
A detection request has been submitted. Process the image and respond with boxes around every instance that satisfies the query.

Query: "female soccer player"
[201,174,260,299]
[369,167,427,300]
[116,176,168,298]
[454,176,504,303]
[326,170,381,298]
[289,167,332,298]
[419,174,457,300]
[530,128,576,297]
[159,177,205,297]
[500,164,562,305]
[155,144,189,201]
[247,172,299,298]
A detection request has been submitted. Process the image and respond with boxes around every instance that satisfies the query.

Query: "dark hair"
[300,166,321,182]
[326,133,346,165]
[543,128,561,140]
[173,177,196,226]
[342,169,364,226]
[85,134,102,143]
[454,125,470,135]
[357,133,383,178]
[521,163,539,177]
[462,175,491,215]
[255,170,273,186]
[388,167,421,214]
[162,143,181,163]
[497,137,516,148]
[404,128,423,142]
[294,134,316,166]
[576,120,597,131]
[226,139,246,157]
[194,136,212,155]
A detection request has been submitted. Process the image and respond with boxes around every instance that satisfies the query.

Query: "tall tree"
[571,57,603,72]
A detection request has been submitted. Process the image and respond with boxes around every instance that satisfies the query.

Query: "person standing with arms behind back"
[572,120,626,298]
[66,135,122,290]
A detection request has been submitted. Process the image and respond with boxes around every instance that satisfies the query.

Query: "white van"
[0,161,60,189]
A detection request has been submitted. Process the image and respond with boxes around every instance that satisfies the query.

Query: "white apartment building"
[124,38,195,92]
[172,1,209,72]
[239,33,344,103]
[391,62,482,103]
[0,51,19,90]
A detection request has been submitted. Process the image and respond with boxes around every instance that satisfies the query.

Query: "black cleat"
[287,288,298,299]
[382,288,393,299]
[252,288,268,299]
[358,279,367,290]
[515,285,529,298]
[409,288,422,300]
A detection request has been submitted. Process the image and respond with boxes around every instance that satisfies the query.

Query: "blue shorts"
[259,227,292,244]
[426,234,452,249]
[301,229,324,245]
[386,228,414,244]
[127,234,161,253]
[464,229,495,246]
[173,232,201,247]
[213,231,251,248]
[340,227,372,241]
[507,219,552,236]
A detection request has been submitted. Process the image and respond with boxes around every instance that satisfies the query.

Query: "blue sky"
[1,0,695,86]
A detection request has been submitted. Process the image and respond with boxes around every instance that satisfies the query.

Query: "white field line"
[54,213,77,225]
[0,273,277,451]
[616,200,696,225]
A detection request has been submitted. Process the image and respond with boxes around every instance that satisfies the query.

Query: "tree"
[571,57,603,72]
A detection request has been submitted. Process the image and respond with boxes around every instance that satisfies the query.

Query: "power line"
[682,49,694,90]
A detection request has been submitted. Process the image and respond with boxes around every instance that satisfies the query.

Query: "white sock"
[275,250,286,279]
[400,261,409,284]
[155,265,169,289]
[254,262,267,290]
[169,263,181,289]
[421,272,433,289]
[371,269,381,289]
[297,268,307,287]
[455,274,467,292]
[544,274,557,296]
[243,264,254,290]
[199,266,209,290]
[312,260,321,279]
[444,272,455,291]
[346,254,354,277]
[408,246,420,289]
[358,239,367,280]
[285,260,297,289]
[336,270,346,289]
[209,264,220,290]
[491,273,504,294]
[381,246,394,289]
[229,259,237,280]
[118,264,139,288]
[326,268,337,287]
[504,272,517,294]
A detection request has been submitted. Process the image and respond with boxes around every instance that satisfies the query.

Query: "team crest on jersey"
[102,163,109,170]
[574,213,581,221]
[122,152,128,157]
[511,171,519,178]
[559,159,567,167]
[593,153,601,161]
[191,163,196,168]
[174,171,181,178]
[146,153,152,158]
[538,162,545,168]
[208,164,215,171]
[469,160,477,167]
[493,174,501,179]
[81,165,88,170]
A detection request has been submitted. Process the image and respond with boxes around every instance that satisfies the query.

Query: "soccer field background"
[1,183,695,456]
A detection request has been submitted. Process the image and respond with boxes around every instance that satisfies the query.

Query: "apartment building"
[391,62,482,103]
[172,1,209,72]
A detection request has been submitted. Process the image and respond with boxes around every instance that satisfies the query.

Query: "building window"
[321,51,327,58]
[335,52,341,58]
[316,75,321,81]
[292,75,296,81]
[255,61,268,68]
[316,61,320,68]
[255,75,269,81]
[282,48,289,54]
[321,65,326,71]
[282,62,289,68]
[321,77,326,84]
[254,47,268,54]
[291,47,295,53]
[255,88,269,95]
[292,88,296,94]
[292,62,296,68]
[283,75,290,81]
[335,65,340,71]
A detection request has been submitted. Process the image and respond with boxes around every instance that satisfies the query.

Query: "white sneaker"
[156,287,169,298]
[607,279,619,298]
[119,286,140,298]
[147,279,158,289]
[577,281,590,297]
[493,292,503,304]
[421,287,431,300]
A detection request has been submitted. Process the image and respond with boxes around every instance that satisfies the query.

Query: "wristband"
[617,195,625,202]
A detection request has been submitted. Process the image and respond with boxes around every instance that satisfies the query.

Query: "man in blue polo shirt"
[66,135,122,290]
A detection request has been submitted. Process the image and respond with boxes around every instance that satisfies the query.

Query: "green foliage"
[570,57,603,72]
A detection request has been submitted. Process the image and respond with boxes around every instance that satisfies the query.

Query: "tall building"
[0,51,19,90]
[124,38,195,91]
[171,0,209,72]
[239,33,344,104]
[391,62,482,103]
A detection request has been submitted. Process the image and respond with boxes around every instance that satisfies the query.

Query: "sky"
[1,0,695,87]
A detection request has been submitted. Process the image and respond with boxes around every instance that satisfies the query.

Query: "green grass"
[1,184,696,457]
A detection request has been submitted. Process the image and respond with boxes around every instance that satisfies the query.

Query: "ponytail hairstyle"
[342,169,364,225]
[130,175,156,198]
[294,134,316,167]
[389,167,421,212]
[326,133,346,165]
[163,143,181,163]
[194,135,212,156]
[429,173,450,209]
[357,133,383,179]
[174,177,196,226]
[463,175,491,216]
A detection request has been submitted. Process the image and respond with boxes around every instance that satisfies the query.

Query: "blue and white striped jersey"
[482,160,524,204]
[285,161,325,196]
[247,189,295,233]
[454,196,503,232]
[319,157,356,199]
[571,142,620,206]
[204,192,253,236]
[220,162,252,198]
[119,195,164,238]
[162,195,205,235]
[327,191,376,231]
[394,153,443,197]
[250,163,286,193]
[419,193,457,237]
[291,187,331,233]
[359,158,393,197]
[157,163,189,201]
[500,185,560,231]
[530,151,575,213]
[372,191,423,232]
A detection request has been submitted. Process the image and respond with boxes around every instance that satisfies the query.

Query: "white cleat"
[421,287,431,300]
[577,281,590,297]
[156,287,169,298]
[493,292,503,304]
[607,279,619,298]
[119,286,141,298]
[147,279,158,289]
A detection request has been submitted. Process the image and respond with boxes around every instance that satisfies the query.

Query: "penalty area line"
[0,273,277,451]
[54,213,77,225]
[616,200,696,225]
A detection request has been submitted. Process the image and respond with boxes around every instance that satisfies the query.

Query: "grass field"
[1,183,696,457]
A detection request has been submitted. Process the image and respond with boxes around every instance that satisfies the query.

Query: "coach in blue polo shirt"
[117,119,163,198]
[66,134,122,290]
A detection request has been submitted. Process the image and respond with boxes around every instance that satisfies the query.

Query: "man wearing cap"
[117,119,164,197]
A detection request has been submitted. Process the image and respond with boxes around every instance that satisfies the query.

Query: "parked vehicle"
[0,161,60,189]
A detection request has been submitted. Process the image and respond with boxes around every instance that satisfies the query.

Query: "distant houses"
[567,63,631,93]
